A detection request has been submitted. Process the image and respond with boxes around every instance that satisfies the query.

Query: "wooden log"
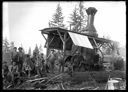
[45,73,63,85]
[26,77,48,83]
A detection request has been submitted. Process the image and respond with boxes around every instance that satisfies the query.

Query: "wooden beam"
[97,43,101,48]
[87,36,111,44]
[44,42,47,48]
[93,38,98,48]
[44,36,48,47]
[46,36,49,58]
[66,36,70,42]
[57,30,64,43]
[72,46,79,55]
[61,32,67,73]
[63,32,67,53]
[70,24,72,30]
[93,38,105,63]
[45,35,55,58]
[41,33,47,41]
[108,43,113,49]
[64,32,67,41]
[45,36,55,49]
[99,44,103,48]
[42,33,48,48]
[49,36,55,46]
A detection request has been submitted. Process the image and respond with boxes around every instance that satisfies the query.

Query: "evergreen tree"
[3,38,10,53]
[49,4,65,28]
[78,2,87,31]
[33,44,39,55]
[39,44,43,54]
[10,41,15,52]
[28,47,31,56]
[69,6,79,32]
[69,2,87,32]
[2,38,11,63]
[21,43,25,54]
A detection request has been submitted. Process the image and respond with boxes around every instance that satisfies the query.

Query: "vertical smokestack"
[82,7,98,37]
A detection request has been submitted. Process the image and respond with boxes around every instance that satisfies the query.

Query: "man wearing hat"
[17,47,25,73]
[46,49,56,73]
[11,47,18,65]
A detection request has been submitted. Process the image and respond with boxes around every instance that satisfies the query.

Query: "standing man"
[58,53,64,73]
[40,53,45,72]
[35,54,40,77]
[11,47,18,65]
[10,47,18,78]
[46,50,56,73]
[25,54,33,77]
[17,47,24,73]
[11,61,19,86]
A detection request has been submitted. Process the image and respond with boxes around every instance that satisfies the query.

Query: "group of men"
[3,47,102,88]
[2,47,46,87]
[11,47,24,73]
[2,47,24,87]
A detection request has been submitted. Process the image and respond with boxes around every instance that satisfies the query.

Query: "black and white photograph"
[2,1,126,90]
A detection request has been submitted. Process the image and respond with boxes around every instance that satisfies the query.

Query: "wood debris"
[3,72,126,90]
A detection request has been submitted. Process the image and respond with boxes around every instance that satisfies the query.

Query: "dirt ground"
[3,71,126,90]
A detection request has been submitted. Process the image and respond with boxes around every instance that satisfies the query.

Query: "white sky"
[3,1,126,54]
